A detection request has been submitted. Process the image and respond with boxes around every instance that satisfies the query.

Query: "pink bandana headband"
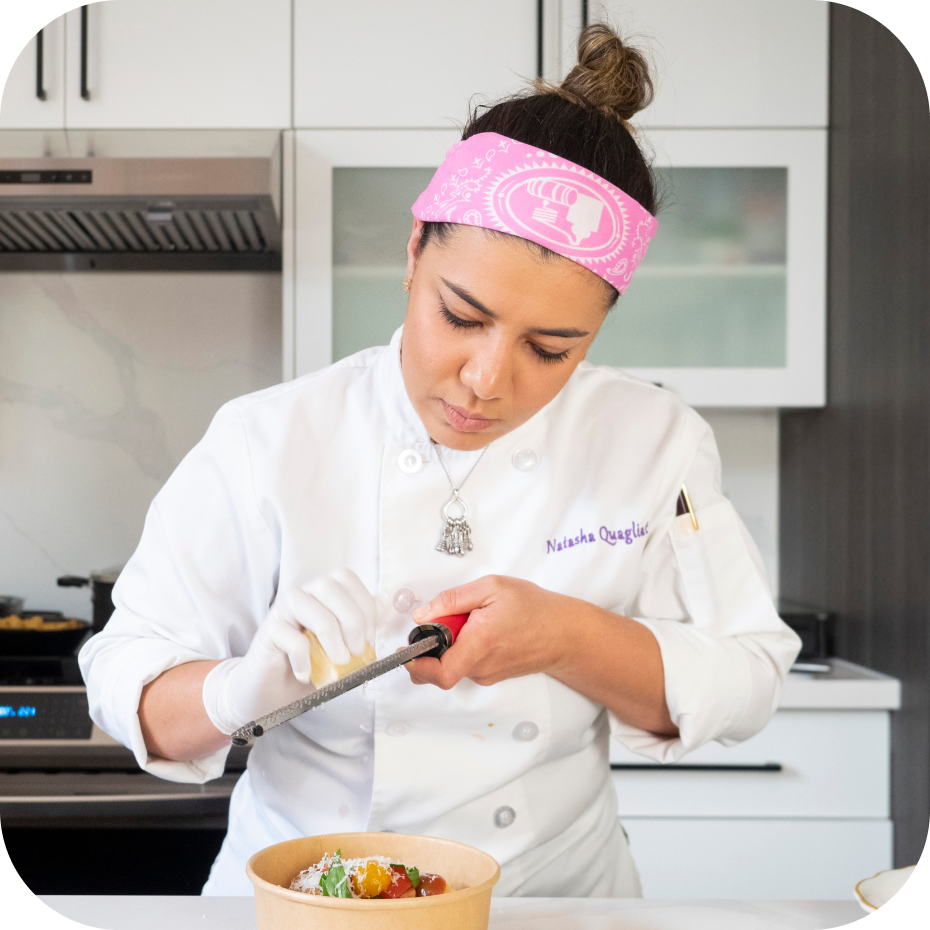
[411,132,657,295]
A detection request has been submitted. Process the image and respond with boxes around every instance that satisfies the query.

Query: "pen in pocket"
[675,485,699,531]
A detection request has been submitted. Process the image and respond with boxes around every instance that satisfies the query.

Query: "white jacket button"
[392,588,417,613]
[398,450,423,474]
[513,721,539,742]
[494,806,516,828]
[386,722,411,737]
[511,448,538,472]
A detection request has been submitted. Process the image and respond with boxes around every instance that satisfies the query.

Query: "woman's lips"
[442,401,498,432]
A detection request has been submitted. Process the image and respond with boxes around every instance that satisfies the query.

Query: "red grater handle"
[407,613,469,658]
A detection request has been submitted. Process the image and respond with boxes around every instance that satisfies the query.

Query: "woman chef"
[80,25,800,897]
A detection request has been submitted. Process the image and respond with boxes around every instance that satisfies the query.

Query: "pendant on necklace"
[436,489,473,557]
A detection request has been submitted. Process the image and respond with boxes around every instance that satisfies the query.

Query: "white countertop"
[41,895,864,930]
[780,658,900,710]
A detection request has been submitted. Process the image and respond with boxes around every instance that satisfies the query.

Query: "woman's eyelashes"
[530,344,571,364]
[438,302,480,330]
[438,299,570,363]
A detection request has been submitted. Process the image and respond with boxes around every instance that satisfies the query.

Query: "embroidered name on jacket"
[546,521,649,554]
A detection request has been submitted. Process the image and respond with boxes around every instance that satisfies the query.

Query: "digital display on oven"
[0,691,93,739]
[0,705,37,717]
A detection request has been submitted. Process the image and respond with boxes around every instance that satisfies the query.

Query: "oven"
[0,654,250,895]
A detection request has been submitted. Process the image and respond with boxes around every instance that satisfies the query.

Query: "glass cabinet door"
[587,167,788,370]
[293,129,825,406]
[332,167,434,361]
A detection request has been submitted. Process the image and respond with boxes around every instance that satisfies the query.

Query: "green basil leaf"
[332,863,352,897]
[321,851,352,898]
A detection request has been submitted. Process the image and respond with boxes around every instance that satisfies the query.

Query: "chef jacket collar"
[375,324,555,461]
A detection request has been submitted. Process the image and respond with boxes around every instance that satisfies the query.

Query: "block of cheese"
[304,630,378,688]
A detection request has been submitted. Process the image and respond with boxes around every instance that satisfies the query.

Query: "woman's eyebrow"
[439,277,589,338]
[441,277,498,318]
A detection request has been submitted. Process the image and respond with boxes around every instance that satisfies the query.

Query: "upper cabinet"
[3,1,828,131]
[0,17,66,129]
[591,0,828,127]
[588,129,826,407]
[62,0,291,129]
[293,0,540,128]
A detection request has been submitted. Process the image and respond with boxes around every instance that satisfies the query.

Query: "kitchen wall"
[0,272,282,619]
[700,409,779,597]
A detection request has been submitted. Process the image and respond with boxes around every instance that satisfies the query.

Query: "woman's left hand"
[406,575,579,689]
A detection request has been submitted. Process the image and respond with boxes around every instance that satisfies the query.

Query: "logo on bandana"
[485,164,630,257]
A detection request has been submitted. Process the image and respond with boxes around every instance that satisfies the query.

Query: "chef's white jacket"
[79,326,801,896]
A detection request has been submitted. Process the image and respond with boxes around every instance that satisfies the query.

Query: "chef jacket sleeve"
[608,414,802,763]
[78,402,279,784]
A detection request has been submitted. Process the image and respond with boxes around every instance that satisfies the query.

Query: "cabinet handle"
[536,0,543,79]
[581,0,588,28]
[35,30,47,101]
[611,762,783,772]
[80,5,90,101]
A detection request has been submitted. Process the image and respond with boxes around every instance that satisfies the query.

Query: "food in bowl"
[0,615,87,631]
[289,849,450,899]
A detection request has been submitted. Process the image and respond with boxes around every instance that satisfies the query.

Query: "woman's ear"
[406,218,426,280]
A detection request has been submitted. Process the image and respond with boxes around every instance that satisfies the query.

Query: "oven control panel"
[0,689,93,740]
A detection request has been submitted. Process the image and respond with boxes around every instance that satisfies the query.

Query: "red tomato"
[378,865,413,898]
[416,873,448,896]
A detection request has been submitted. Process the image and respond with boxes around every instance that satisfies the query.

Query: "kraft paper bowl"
[247,832,501,930]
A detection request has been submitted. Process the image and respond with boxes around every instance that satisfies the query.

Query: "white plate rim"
[854,864,916,911]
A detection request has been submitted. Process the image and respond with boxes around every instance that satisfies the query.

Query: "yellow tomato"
[349,860,392,898]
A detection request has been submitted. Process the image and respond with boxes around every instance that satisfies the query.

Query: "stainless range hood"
[0,131,282,271]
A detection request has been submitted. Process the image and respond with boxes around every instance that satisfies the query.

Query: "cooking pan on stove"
[0,611,92,657]
[58,568,120,633]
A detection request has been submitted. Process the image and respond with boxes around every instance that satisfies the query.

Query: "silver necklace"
[431,440,489,556]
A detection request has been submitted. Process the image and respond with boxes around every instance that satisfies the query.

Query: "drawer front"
[611,710,889,817]
[622,817,893,900]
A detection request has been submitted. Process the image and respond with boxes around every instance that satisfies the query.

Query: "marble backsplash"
[0,275,779,619]
[0,272,282,619]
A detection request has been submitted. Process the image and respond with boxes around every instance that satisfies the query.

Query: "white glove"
[202,568,379,735]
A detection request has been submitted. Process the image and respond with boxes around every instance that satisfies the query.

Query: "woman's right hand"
[202,568,378,736]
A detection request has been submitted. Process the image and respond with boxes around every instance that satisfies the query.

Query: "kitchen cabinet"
[289,127,825,406]
[62,1,291,129]
[589,128,826,406]
[621,818,892,900]
[0,17,66,129]
[592,0,829,128]
[290,128,459,377]
[292,0,540,128]
[611,660,900,899]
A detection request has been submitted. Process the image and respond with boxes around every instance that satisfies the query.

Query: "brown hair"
[419,23,659,306]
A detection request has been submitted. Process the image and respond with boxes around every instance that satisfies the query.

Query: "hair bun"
[555,23,654,124]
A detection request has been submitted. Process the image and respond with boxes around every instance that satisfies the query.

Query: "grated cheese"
[289,853,396,897]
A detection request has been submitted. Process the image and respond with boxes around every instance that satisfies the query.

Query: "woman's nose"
[460,340,511,400]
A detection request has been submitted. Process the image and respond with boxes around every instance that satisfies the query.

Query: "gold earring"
[402,278,412,293]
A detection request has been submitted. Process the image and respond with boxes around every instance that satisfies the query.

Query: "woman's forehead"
[421,225,612,321]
